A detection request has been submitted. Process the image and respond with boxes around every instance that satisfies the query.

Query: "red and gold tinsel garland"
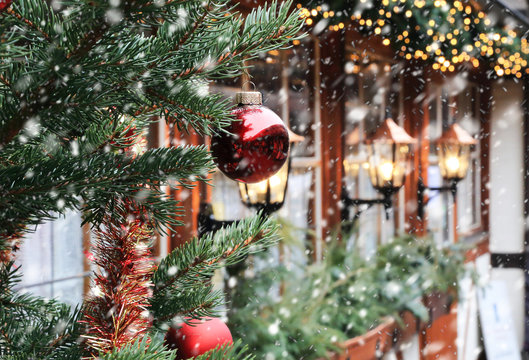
[81,200,155,356]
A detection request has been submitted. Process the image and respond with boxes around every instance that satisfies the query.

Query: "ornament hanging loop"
[239,61,261,105]
[241,80,257,92]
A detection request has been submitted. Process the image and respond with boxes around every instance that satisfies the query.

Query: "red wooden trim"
[478,80,492,232]
[201,136,213,206]
[319,30,345,240]
[395,311,420,345]
[464,237,490,263]
[344,25,394,61]
[403,65,428,236]
[457,225,486,240]
[168,128,202,250]
[305,37,319,261]
[147,118,162,257]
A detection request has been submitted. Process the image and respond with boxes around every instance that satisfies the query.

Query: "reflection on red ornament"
[0,0,12,11]
[211,96,289,183]
[165,317,233,359]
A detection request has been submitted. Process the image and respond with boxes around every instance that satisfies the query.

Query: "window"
[455,85,482,235]
[15,211,86,307]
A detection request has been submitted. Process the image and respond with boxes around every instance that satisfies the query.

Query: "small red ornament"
[165,317,233,359]
[0,0,12,11]
[0,0,13,11]
[211,91,289,183]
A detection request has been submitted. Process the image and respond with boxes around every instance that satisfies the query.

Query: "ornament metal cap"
[235,91,262,105]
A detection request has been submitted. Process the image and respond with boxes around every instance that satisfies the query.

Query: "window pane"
[15,211,84,307]
[288,38,315,157]
[16,222,53,297]
[211,170,249,221]
[426,165,450,244]
[279,167,314,267]
[249,53,282,113]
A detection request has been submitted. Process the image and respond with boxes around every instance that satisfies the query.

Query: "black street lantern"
[436,123,478,182]
[365,118,417,196]
[417,123,477,219]
[341,117,416,222]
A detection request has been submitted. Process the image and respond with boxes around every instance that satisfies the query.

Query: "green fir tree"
[0,0,303,358]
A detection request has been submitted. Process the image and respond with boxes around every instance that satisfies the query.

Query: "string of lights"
[297,0,529,77]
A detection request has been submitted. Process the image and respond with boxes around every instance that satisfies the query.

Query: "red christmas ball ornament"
[165,317,233,359]
[211,91,289,183]
[0,0,12,11]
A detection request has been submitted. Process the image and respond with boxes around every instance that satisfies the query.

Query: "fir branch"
[101,337,254,360]
[0,146,213,239]
[150,285,223,325]
[142,0,182,7]
[0,1,109,146]
[146,88,233,134]
[147,89,214,121]
[0,73,11,88]
[168,0,304,81]
[0,263,85,359]
[140,0,214,73]
[100,337,175,360]
[153,214,280,293]
[5,7,51,41]
[193,341,254,360]
[66,22,110,60]
[171,9,207,54]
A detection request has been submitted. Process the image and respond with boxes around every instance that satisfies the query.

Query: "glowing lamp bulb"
[247,180,267,198]
[270,174,281,188]
[445,156,460,172]
[379,162,394,181]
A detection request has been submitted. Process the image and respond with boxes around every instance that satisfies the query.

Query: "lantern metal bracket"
[197,202,277,238]
[240,201,284,215]
[198,205,237,238]
[417,178,458,220]
[341,186,394,228]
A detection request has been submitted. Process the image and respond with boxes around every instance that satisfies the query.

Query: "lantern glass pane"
[367,142,410,191]
[343,155,361,179]
[268,161,289,203]
[238,161,289,206]
[437,144,471,181]
[343,146,367,179]
[239,180,268,205]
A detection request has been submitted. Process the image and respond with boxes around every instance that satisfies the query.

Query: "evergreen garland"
[299,0,528,77]
[228,234,468,360]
